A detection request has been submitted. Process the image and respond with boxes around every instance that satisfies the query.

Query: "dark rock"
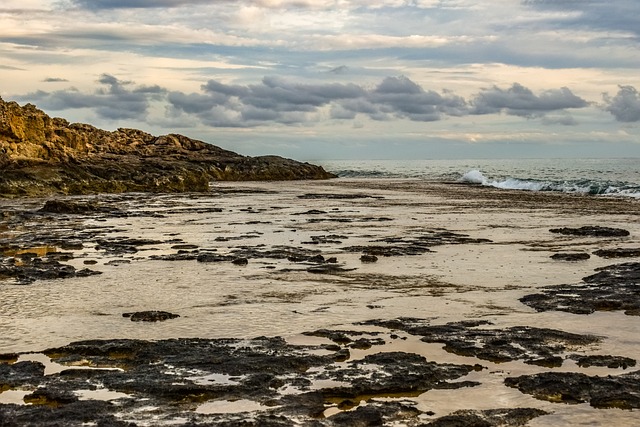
[298,193,384,200]
[232,257,249,266]
[360,254,378,263]
[327,405,383,426]
[307,264,357,274]
[342,231,491,257]
[122,311,180,322]
[39,200,102,215]
[505,370,640,409]
[0,361,45,388]
[549,226,630,237]
[361,318,599,365]
[0,256,101,285]
[196,253,233,263]
[1,334,493,425]
[520,262,640,316]
[320,351,480,400]
[550,252,590,261]
[170,244,199,250]
[593,248,640,258]
[422,408,549,427]
[569,355,636,369]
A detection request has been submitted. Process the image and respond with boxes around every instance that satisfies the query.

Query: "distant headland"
[0,97,335,197]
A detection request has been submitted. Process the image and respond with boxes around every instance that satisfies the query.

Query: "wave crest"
[460,169,640,198]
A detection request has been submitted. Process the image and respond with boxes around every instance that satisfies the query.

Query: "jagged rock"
[0,97,335,196]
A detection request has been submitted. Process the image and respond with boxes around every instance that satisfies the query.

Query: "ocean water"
[317,158,640,198]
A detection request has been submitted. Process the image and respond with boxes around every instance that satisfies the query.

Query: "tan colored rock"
[0,97,335,196]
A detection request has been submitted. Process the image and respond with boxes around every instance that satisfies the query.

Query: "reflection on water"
[2,246,58,257]
[196,399,274,414]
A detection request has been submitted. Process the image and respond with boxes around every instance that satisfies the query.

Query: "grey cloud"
[43,77,69,82]
[603,85,640,122]
[19,74,157,121]
[523,0,640,37]
[67,0,213,10]
[167,76,589,127]
[471,83,587,117]
[17,75,593,128]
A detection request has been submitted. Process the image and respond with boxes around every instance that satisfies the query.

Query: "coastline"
[1,178,640,425]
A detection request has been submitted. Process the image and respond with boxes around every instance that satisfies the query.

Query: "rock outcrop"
[0,97,335,196]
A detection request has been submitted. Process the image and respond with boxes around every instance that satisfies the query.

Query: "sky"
[1,0,639,160]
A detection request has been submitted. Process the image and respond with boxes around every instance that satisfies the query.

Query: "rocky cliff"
[0,97,335,196]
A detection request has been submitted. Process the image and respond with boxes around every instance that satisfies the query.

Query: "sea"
[316,158,640,198]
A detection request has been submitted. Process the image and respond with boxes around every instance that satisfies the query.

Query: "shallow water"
[2,178,640,425]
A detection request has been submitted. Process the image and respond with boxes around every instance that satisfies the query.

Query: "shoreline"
[1,178,640,425]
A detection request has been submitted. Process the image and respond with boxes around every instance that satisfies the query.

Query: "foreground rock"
[362,318,601,366]
[0,336,498,426]
[520,262,640,316]
[0,97,335,196]
[505,370,640,409]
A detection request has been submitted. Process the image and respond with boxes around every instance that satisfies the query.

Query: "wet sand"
[1,178,640,425]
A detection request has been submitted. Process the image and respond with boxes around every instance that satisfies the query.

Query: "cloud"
[471,83,588,117]
[67,0,338,10]
[603,85,640,122]
[43,77,70,82]
[167,75,470,126]
[523,0,640,37]
[15,74,593,128]
[18,74,165,120]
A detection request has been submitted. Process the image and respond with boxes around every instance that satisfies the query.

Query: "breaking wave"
[459,169,640,198]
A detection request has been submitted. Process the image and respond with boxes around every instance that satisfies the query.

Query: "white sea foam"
[459,169,487,184]
[458,169,640,197]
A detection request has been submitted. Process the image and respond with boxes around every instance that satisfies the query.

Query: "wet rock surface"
[593,248,640,258]
[342,231,492,257]
[550,252,590,261]
[422,408,549,427]
[0,336,491,426]
[505,370,640,409]
[0,255,101,285]
[122,311,180,322]
[362,318,600,366]
[520,262,640,316]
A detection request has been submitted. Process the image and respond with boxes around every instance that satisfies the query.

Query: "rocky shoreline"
[0,97,335,197]
[1,178,640,425]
